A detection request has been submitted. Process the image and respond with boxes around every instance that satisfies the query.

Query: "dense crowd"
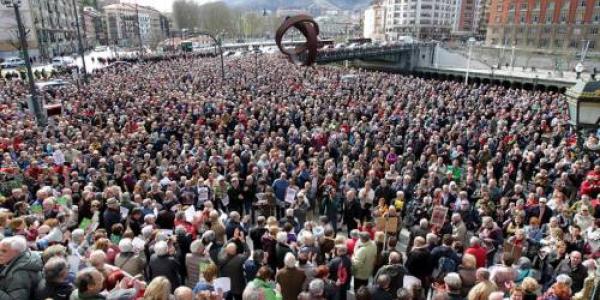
[0,52,598,300]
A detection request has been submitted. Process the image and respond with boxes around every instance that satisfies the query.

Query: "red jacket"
[465,244,487,268]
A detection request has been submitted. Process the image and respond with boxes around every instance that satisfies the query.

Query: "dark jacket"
[0,251,43,300]
[147,254,181,291]
[405,247,434,281]
[374,263,407,294]
[102,208,122,235]
[217,242,250,295]
[276,267,306,300]
[275,242,295,270]
[554,258,588,293]
[35,279,73,300]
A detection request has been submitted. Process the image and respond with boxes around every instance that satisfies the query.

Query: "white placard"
[198,188,209,202]
[120,206,129,219]
[285,187,298,204]
[213,277,231,293]
[221,195,229,207]
[185,205,196,222]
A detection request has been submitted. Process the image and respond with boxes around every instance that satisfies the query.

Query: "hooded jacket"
[0,250,43,300]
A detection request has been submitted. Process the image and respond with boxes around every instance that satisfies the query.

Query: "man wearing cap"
[103,198,122,235]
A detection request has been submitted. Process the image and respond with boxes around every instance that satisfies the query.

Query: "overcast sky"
[127,0,214,13]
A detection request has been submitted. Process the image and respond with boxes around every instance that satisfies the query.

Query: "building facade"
[383,0,457,40]
[0,0,82,60]
[486,0,600,51]
[104,3,168,49]
[453,0,484,36]
[82,6,106,49]
[315,13,360,41]
[364,0,387,41]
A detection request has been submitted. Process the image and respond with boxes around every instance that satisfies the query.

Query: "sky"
[130,0,214,13]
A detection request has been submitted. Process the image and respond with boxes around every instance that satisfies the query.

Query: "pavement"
[1,49,117,77]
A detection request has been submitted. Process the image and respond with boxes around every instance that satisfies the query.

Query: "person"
[457,254,477,296]
[328,245,352,300]
[193,263,218,293]
[248,266,282,300]
[308,279,327,300]
[553,250,587,293]
[144,276,172,300]
[0,235,43,299]
[466,268,497,300]
[34,256,74,300]
[174,286,193,300]
[370,274,394,300]
[147,240,181,292]
[275,231,295,269]
[352,231,377,291]
[243,249,265,283]
[70,268,105,300]
[405,236,434,289]
[114,238,146,278]
[218,241,250,300]
[186,239,214,288]
[275,253,306,300]
[374,251,406,294]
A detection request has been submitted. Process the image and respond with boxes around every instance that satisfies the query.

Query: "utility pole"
[73,0,89,83]
[3,0,46,126]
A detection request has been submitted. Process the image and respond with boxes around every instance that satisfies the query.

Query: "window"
[590,27,599,34]
[594,11,600,23]
[521,3,527,9]
[569,40,578,48]
[520,14,526,23]
[581,0,586,6]
[554,39,562,47]
[560,11,567,23]
[539,39,548,47]
[576,10,585,24]
[558,26,568,34]
[589,41,596,48]
[546,12,554,23]
[533,14,539,23]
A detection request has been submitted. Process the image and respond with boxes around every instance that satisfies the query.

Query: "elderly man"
[174,286,193,300]
[147,241,181,291]
[218,240,250,300]
[0,235,43,299]
[352,231,377,291]
[34,256,73,300]
[276,253,306,300]
[554,250,588,293]
[69,268,105,300]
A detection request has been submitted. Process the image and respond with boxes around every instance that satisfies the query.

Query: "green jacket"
[251,278,282,300]
[0,250,43,300]
[351,240,377,280]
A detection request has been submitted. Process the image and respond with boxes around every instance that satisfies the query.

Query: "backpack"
[433,256,457,282]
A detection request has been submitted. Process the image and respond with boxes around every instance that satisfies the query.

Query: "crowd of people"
[0,51,599,300]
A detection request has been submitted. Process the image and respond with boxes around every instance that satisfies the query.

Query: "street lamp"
[196,31,225,82]
[465,37,476,85]
[565,79,600,154]
[72,0,89,83]
[2,0,46,127]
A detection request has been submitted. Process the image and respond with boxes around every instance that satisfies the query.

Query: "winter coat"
[217,242,250,295]
[34,279,73,300]
[147,254,181,291]
[0,251,43,300]
[351,240,377,280]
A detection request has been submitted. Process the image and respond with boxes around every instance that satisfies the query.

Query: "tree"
[172,0,202,30]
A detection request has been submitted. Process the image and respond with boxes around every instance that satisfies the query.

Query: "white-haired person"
[0,235,43,299]
[217,236,250,300]
[275,252,306,300]
[114,238,146,277]
[147,240,181,292]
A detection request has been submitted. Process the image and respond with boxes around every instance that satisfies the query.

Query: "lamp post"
[72,0,89,83]
[565,80,600,156]
[509,44,516,72]
[465,37,476,85]
[197,31,225,82]
[3,0,46,127]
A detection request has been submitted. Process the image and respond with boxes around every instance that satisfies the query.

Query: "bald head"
[174,286,193,300]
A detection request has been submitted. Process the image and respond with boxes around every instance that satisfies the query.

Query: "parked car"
[52,56,76,69]
[0,57,25,69]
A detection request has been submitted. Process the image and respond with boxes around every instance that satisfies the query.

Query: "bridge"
[309,43,429,63]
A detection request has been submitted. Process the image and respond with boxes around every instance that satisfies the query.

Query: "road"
[1,49,117,77]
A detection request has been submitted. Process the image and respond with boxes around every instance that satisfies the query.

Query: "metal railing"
[298,43,431,63]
